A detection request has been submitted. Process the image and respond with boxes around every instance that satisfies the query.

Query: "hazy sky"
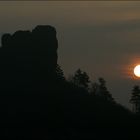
[1,1,140,109]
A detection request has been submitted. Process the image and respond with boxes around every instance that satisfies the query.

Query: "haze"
[0,1,140,109]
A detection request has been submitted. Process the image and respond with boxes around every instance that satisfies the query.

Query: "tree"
[55,64,65,81]
[89,82,98,96]
[72,69,90,90]
[130,85,140,113]
[97,78,114,102]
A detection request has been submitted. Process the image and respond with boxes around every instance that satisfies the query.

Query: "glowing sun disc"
[134,65,140,77]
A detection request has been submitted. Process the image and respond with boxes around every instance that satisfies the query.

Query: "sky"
[0,1,140,109]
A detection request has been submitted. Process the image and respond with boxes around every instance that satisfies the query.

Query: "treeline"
[68,69,114,102]
[64,68,135,113]
[50,64,137,139]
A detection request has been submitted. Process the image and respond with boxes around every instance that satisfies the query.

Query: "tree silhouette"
[55,64,65,81]
[130,85,140,113]
[97,78,114,102]
[71,69,90,90]
[89,82,98,96]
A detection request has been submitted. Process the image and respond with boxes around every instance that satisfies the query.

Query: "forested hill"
[0,25,138,140]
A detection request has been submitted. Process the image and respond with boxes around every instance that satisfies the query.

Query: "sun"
[134,65,140,77]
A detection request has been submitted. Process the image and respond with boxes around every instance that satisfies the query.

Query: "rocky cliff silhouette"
[0,25,58,92]
[0,25,60,139]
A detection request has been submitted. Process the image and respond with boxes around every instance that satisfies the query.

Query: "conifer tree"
[130,85,140,113]
[55,64,65,81]
[72,69,90,90]
[98,78,114,102]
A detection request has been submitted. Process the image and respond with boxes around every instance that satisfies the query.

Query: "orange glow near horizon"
[120,54,140,80]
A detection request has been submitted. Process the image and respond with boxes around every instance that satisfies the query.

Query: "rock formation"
[0,25,58,92]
